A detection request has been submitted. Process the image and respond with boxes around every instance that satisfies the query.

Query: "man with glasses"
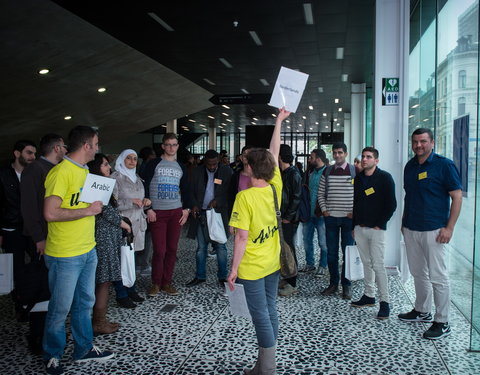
[19,133,66,354]
[144,133,191,297]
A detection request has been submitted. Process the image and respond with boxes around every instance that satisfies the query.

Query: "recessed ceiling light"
[303,3,314,25]
[161,125,167,128]
[203,78,216,85]
[423,118,429,122]
[299,124,303,127]
[38,69,49,75]
[287,126,291,129]
[251,122,256,125]
[219,58,233,68]
[296,129,300,132]
[252,117,258,121]
[188,119,196,123]
[222,112,229,116]
[325,126,329,128]
[221,123,226,126]
[411,104,419,108]
[208,115,215,119]
[336,47,344,59]
[64,116,72,120]
[241,88,250,94]
[285,120,290,123]
[147,12,175,31]
[408,114,415,118]
[271,113,276,117]
[334,98,339,103]
[318,87,323,93]
[334,118,337,121]
[341,74,348,82]
[97,87,106,93]
[338,108,343,112]
[226,119,232,122]
[309,127,313,130]
[221,129,226,132]
[336,123,340,126]
[323,113,327,117]
[302,116,306,119]
[237,127,242,130]
[260,78,270,86]
[249,31,263,46]
[315,121,319,125]
[222,104,230,109]
[308,105,313,110]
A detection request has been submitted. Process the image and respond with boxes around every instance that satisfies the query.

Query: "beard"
[18,155,30,167]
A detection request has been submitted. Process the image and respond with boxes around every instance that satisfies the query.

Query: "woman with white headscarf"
[111,149,151,308]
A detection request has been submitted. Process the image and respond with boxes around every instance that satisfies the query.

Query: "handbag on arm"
[271,184,298,279]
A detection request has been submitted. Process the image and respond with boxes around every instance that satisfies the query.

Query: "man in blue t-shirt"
[399,128,462,340]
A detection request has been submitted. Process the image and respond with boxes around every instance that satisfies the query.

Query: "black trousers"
[2,228,36,282]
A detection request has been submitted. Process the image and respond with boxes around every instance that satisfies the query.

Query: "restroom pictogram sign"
[382,78,399,106]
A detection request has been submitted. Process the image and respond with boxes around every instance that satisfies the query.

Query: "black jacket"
[0,164,22,229]
[280,165,302,223]
[187,164,233,239]
[352,167,397,230]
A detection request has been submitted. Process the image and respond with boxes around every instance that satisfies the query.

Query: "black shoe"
[377,301,390,320]
[116,297,136,309]
[44,357,64,375]
[398,309,433,322]
[423,322,451,340]
[185,277,206,287]
[352,294,376,307]
[128,291,145,303]
[342,285,352,300]
[321,284,338,296]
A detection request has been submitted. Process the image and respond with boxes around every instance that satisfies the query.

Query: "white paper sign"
[268,66,309,113]
[79,173,116,205]
[224,282,251,320]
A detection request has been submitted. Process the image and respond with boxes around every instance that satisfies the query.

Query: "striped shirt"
[317,164,355,217]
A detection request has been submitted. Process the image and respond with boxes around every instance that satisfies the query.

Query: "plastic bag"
[120,241,136,287]
[345,245,364,281]
[206,209,227,244]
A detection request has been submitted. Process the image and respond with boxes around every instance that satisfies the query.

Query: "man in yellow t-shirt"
[42,126,113,375]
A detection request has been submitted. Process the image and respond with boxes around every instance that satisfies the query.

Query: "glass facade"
[410,0,479,351]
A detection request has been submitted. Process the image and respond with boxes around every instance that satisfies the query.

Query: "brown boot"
[93,307,119,336]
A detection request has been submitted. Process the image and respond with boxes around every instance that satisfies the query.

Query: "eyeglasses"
[164,143,178,147]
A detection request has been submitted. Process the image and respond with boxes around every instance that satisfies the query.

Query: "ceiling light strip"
[249,31,263,46]
[147,13,175,31]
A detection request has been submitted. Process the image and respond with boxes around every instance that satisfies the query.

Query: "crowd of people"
[0,110,462,374]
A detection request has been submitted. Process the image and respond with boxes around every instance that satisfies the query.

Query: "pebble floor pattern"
[1,229,479,375]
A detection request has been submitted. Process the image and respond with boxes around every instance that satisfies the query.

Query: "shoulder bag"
[271,185,297,279]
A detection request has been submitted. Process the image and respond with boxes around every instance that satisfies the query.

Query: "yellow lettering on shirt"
[365,187,375,196]
[418,172,427,180]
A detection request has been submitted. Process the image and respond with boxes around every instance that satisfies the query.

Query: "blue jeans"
[325,216,353,287]
[43,248,97,360]
[196,221,228,280]
[113,280,137,299]
[238,271,280,348]
[302,216,327,267]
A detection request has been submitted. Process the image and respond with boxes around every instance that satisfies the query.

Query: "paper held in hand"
[224,282,251,320]
[268,66,309,113]
[79,173,116,205]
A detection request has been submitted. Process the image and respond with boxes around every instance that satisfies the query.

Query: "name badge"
[214,178,222,185]
[351,178,355,185]
[418,172,427,180]
[365,187,375,196]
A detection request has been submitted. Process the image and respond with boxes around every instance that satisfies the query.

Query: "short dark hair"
[163,133,178,142]
[139,146,155,160]
[87,153,109,176]
[246,148,276,181]
[39,133,63,156]
[311,148,328,164]
[241,145,253,154]
[68,126,97,153]
[362,146,379,159]
[13,139,36,153]
[412,127,434,141]
[204,149,219,159]
[332,142,347,153]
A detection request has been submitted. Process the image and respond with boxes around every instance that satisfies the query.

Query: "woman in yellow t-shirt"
[227,107,290,375]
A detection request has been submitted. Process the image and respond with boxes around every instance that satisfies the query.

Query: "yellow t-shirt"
[229,167,282,280]
[44,158,96,257]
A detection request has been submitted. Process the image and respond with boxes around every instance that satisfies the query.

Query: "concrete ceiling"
[0,0,375,158]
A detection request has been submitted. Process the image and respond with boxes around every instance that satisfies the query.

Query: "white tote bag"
[0,253,14,295]
[120,242,136,288]
[345,245,364,281]
[206,209,227,244]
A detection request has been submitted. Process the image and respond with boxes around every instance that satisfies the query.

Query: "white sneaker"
[314,267,327,278]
